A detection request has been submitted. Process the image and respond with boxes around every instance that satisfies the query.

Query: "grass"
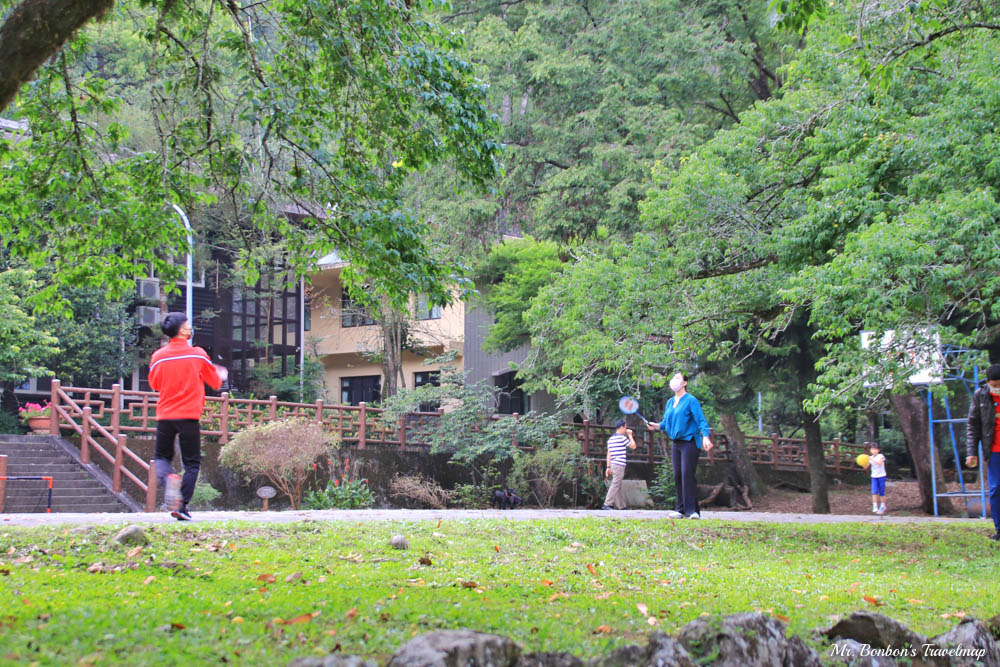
[0,518,997,665]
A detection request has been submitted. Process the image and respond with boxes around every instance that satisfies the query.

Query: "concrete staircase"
[0,435,136,513]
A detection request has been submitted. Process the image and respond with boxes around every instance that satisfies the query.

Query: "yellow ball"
[856,454,870,468]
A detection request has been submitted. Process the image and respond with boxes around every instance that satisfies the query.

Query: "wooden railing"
[47,380,869,506]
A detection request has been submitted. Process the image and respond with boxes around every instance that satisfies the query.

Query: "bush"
[189,482,222,509]
[218,418,338,509]
[389,474,451,509]
[509,438,582,508]
[304,478,375,509]
[648,458,676,508]
[450,483,490,508]
[0,410,23,435]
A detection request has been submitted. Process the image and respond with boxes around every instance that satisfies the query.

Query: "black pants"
[154,419,201,507]
[672,439,700,516]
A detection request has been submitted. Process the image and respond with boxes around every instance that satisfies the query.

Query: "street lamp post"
[171,203,194,346]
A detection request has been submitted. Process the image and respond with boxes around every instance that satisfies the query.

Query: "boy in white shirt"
[864,443,888,514]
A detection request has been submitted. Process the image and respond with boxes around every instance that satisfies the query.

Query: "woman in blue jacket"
[647,372,714,519]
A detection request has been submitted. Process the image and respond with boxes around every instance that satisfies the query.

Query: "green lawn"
[0,518,996,665]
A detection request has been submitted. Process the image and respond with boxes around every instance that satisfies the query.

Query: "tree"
[1,0,502,312]
[0,269,59,406]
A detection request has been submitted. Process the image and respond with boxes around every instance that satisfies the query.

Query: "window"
[415,295,442,320]
[495,371,528,415]
[341,288,375,327]
[341,375,381,406]
[414,371,441,412]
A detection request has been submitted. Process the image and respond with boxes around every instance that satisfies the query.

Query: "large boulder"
[288,656,377,667]
[517,652,585,667]
[387,630,522,667]
[826,639,899,666]
[677,613,821,667]
[113,525,149,546]
[823,612,926,652]
[930,619,1000,667]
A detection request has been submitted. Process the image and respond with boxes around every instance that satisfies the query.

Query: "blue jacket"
[657,393,711,448]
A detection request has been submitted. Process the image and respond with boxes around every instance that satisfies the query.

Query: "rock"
[678,612,821,666]
[930,619,1000,667]
[390,535,410,550]
[288,656,377,667]
[988,614,1000,641]
[827,639,897,666]
[823,612,926,653]
[646,633,697,667]
[387,629,522,667]
[587,643,647,667]
[620,480,654,508]
[518,652,584,667]
[113,525,149,546]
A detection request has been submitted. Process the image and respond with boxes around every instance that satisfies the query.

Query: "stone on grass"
[587,643,647,667]
[517,652,584,667]
[930,619,1000,667]
[827,639,896,666]
[113,525,149,546]
[823,612,926,653]
[288,656,377,667]
[387,629,521,667]
[678,612,821,667]
[987,614,1000,641]
[644,633,697,667]
[390,535,410,550]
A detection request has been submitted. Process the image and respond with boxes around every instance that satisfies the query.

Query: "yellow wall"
[309,266,464,402]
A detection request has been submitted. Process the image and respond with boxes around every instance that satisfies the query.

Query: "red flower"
[363,478,368,484]
[333,479,340,487]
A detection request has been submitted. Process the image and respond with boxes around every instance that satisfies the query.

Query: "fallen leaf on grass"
[594,592,613,600]
[276,612,320,625]
[547,592,568,602]
[863,596,882,607]
[418,557,433,566]
[593,625,612,634]
[636,603,649,617]
[494,545,500,552]
[540,579,553,587]
[126,546,143,559]
[143,576,155,585]
[774,613,791,623]
[345,607,358,620]
[436,519,442,528]
[0,569,9,576]
[461,581,478,588]
[284,572,302,584]
[256,574,277,584]
[907,599,925,605]
[586,563,598,577]
[231,617,243,624]
[646,617,659,626]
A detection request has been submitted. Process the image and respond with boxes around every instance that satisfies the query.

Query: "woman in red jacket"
[149,312,223,520]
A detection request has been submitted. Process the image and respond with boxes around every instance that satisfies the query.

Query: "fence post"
[49,379,61,435]
[833,438,841,474]
[358,402,367,449]
[582,419,590,457]
[268,395,278,420]
[111,383,121,443]
[146,459,158,512]
[80,407,92,465]
[315,398,324,425]
[399,414,407,450]
[113,435,125,493]
[219,392,230,444]
[0,454,6,513]
[770,432,780,465]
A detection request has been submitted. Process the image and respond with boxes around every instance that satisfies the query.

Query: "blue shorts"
[871,477,886,496]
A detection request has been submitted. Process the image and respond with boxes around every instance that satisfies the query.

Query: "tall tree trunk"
[379,304,406,400]
[865,409,880,445]
[890,391,954,515]
[802,409,829,513]
[0,0,115,111]
[717,410,766,498]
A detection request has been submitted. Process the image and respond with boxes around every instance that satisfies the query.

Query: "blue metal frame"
[924,344,987,517]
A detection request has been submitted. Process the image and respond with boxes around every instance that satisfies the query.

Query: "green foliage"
[0,520,997,663]
[219,418,338,509]
[508,438,584,507]
[648,459,677,509]
[0,410,23,435]
[188,482,222,509]
[245,354,327,403]
[304,478,375,510]
[0,269,59,385]
[448,483,490,509]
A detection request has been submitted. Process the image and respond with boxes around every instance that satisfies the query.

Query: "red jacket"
[149,338,222,420]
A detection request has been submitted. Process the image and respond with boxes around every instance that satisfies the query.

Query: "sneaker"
[686,512,701,519]
[164,473,182,512]
[877,506,886,515]
[665,510,683,519]
[171,506,192,521]
[989,532,1000,541]
[601,505,614,511]
[872,507,879,514]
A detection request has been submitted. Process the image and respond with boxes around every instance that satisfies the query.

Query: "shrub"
[389,474,451,509]
[0,410,23,435]
[449,483,490,508]
[648,458,677,508]
[304,478,375,509]
[189,482,222,509]
[218,418,338,509]
[509,438,582,508]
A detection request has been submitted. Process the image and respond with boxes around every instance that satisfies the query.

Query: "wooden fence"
[47,380,870,510]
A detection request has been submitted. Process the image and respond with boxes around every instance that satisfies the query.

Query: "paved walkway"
[0,508,989,528]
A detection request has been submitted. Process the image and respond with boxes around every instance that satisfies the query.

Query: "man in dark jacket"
[966,364,1000,540]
